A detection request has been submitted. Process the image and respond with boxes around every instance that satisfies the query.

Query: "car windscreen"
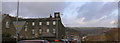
[17,41,44,43]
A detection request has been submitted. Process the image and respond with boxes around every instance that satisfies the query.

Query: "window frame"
[47,29,50,32]
[53,21,56,25]
[32,29,35,34]
[39,22,42,25]
[25,28,27,31]
[32,22,35,26]
[53,29,55,33]
[39,29,42,34]
[6,21,9,28]
[46,21,49,25]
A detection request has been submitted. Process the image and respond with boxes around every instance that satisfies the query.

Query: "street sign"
[13,21,26,33]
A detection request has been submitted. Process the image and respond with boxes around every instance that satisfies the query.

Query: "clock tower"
[54,12,60,18]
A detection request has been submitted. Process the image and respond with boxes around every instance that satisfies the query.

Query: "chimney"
[50,14,52,18]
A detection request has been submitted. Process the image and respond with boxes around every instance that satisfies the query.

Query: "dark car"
[17,40,49,43]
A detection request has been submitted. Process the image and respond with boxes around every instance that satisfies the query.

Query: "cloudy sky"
[2,2,118,27]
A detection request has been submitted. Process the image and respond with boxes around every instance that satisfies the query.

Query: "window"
[53,21,56,25]
[39,22,42,25]
[47,29,49,32]
[26,36,28,39]
[39,29,42,31]
[32,22,35,26]
[53,29,55,33]
[25,28,27,31]
[32,29,35,34]
[26,22,28,24]
[6,21,9,28]
[46,22,49,25]
[20,36,23,38]
[32,36,34,38]
[39,29,42,34]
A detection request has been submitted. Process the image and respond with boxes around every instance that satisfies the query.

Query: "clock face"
[56,14,58,17]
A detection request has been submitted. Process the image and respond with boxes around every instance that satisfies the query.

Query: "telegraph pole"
[16,0,19,41]
[16,0,19,20]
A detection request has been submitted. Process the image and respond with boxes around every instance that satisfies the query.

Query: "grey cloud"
[61,2,117,27]
[2,2,17,14]
[2,2,68,17]
[76,2,117,22]
[2,2,118,27]
[19,2,68,18]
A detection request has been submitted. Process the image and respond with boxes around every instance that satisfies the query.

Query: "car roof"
[22,40,45,42]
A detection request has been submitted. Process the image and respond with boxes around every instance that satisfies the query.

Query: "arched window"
[25,28,27,31]
[6,21,9,28]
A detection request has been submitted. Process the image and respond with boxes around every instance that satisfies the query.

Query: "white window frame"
[39,22,42,25]
[32,36,34,38]
[25,28,27,31]
[53,21,56,25]
[53,29,55,33]
[39,29,42,34]
[32,29,35,34]
[6,21,9,28]
[32,22,35,26]
[47,29,49,32]
[26,22,28,24]
[46,22,49,25]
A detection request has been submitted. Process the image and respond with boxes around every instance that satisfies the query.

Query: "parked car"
[17,40,49,43]
[61,39,69,43]
[48,40,65,43]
